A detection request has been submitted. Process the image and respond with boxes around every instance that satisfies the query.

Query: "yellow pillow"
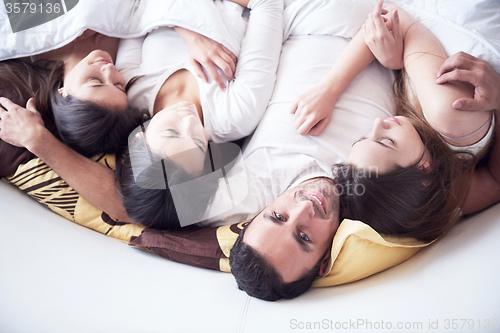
[5,155,144,243]
[314,219,432,287]
[214,219,431,287]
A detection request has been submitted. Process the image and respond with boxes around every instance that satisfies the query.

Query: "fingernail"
[457,102,463,109]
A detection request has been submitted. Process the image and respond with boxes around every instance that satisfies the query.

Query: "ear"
[419,160,431,175]
[134,131,145,140]
[58,87,68,97]
[318,250,332,277]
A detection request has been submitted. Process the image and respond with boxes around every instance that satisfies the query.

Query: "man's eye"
[273,211,285,222]
[90,77,102,83]
[300,232,310,242]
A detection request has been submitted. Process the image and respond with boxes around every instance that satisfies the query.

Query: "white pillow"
[284,0,500,72]
[0,0,245,61]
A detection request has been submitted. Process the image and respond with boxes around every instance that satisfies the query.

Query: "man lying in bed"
[221,1,500,300]
[226,49,500,300]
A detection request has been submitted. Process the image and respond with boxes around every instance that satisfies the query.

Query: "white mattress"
[1,180,499,332]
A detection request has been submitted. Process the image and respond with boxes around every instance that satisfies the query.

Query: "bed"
[1,0,500,332]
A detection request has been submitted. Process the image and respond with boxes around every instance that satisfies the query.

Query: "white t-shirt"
[116,0,283,143]
[201,34,396,226]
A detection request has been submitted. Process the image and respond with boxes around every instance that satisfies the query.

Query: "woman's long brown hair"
[335,70,475,242]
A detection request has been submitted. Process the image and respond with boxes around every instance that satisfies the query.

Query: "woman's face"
[145,101,208,176]
[61,50,128,109]
[348,116,428,174]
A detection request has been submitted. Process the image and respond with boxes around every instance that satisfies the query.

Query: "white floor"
[1,180,499,333]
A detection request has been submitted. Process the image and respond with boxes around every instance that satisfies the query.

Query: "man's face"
[243,178,340,283]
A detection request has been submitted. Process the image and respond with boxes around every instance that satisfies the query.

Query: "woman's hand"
[0,97,46,149]
[436,52,500,112]
[174,26,237,91]
[363,0,403,70]
[290,81,338,136]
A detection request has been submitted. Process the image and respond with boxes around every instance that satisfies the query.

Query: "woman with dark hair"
[0,0,283,228]
[0,20,239,158]
[0,16,239,219]
[114,0,282,229]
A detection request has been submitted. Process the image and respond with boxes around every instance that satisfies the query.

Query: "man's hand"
[290,82,338,136]
[363,0,403,70]
[174,26,237,91]
[436,51,500,112]
[0,97,46,149]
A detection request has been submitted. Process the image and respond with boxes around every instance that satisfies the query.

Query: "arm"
[210,0,283,141]
[290,1,388,136]
[174,26,236,91]
[446,54,500,214]
[436,52,500,112]
[0,98,133,223]
[390,6,491,145]
[463,109,500,214]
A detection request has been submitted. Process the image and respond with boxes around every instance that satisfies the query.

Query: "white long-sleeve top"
[116,0,283,143]
[201,33,395,226]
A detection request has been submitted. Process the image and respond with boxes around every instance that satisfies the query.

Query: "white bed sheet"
[1,178,499,332]
[1,0,500,332]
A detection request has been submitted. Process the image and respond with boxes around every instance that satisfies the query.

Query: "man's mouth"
[307,191,326,215]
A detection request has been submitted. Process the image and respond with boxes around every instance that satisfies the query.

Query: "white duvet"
[2,0,499,70]
[284,0,500,71]
[0,0,247,60]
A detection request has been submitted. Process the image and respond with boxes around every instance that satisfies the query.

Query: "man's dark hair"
[229,222,324,301]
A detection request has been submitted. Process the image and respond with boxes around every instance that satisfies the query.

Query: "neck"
[35,33,120,73]
[153,69,203,124]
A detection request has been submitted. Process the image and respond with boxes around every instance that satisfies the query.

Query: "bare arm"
[391,6,491,145]
[0,98,132,222]
[463,109,500,214]
[444,54,500,214]
[436,52,500,112]
[290,3,384,136]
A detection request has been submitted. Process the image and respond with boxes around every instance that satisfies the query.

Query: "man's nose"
[292,197,315,221]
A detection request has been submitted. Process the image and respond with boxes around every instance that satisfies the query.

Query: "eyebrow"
[90,84,126,94]
[163,134,206,154]
[264,213,312,253]
[354,137,395,151]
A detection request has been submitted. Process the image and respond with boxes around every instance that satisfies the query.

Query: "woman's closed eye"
[380,136,395,145]
[114,82,126,92]
[165,128,180,136]
[89,78,126,93]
